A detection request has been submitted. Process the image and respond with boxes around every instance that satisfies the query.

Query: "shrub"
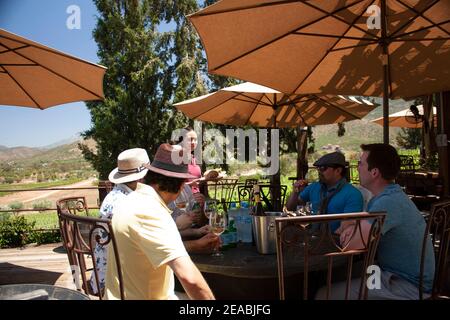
[0,211,12,222]
[0,215,35,248]
[29,229,61,245]
[8,201,24,210]
[32,200,53,211]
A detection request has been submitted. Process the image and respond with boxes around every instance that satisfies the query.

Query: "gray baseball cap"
[313,152,346,167]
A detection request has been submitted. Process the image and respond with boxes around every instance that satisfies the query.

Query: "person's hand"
[193,225,210,238]
[293,179,308,193]
[175,213,194,230]
[193,192,205,208]
[191,233,220,254]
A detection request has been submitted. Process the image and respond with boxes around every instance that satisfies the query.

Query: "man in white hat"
[90,148,150,295]
[105,143,215,300]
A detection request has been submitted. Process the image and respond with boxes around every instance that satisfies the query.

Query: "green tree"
[396,128,421,149]
[80,0,205,179]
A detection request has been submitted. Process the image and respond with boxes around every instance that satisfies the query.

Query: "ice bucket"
[252,212,283,254]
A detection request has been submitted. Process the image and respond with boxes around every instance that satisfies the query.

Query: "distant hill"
[0,139,97,184]
[40,135,81,150]
[0,146,44,161]
[312,99,410,151]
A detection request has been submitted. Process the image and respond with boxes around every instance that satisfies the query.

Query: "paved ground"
[0,242,98,299]
[0,242,74,288]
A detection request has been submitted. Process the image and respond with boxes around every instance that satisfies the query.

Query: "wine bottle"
[252,184,265,216]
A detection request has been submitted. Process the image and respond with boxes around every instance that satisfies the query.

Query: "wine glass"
[209,210,227,257]
[175,188,189,213]
[204,199,217,220]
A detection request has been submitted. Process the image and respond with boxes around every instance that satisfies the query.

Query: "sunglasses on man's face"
[317,165,340,172]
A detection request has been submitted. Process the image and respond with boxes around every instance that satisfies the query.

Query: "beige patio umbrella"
[0,28,106,109]
[188,0,450,143]
[174,82,376,128]
[372,105,437,128]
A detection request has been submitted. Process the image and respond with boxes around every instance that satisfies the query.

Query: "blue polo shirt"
[299,179,364,231]
[368,184,435,292]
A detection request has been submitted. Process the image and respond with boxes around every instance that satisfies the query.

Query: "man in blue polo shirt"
[286,151,363,231]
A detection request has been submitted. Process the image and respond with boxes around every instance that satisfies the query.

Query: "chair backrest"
[56,197,89,215]
[206,178,239,209]
[275,212,386,300]
[57,205,125,300]
[56,197,89,268]
[419,199,450,299]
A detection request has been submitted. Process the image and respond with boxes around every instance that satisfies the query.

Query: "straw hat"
[146,143,197,179]
[108,148,150,184]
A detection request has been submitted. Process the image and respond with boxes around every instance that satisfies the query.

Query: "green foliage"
[0,215,35,248]
[8,201,24,210]
[29,229,61,245]
[81,0,207,179]
[32,200,53,211]
[396,128,421,149]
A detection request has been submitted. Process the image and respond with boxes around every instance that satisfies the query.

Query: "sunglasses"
[317,165,339,172]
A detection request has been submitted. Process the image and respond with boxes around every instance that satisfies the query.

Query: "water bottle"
[240,201,253,243]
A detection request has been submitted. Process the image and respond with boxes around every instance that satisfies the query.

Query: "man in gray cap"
[286,151,363,231]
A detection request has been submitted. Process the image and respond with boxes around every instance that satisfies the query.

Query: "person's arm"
[168,256,215,300]
[286,180,308,211]
[183,233,219,254]
[179,225,209,239]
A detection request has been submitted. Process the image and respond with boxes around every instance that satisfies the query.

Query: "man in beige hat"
[105,144,215,300]
[90,148,150,295]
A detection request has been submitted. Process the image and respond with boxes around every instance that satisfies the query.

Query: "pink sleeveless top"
[188,156,201,193]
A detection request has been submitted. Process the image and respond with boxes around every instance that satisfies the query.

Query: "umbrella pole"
[381,0,390,144]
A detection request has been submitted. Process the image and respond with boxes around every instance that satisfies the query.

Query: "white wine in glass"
[209,210,226,257]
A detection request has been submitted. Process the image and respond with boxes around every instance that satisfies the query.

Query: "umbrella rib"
[234,93,273,106]
[329,41,378,52]
[0,33,106,69]
[391,37,450,41]
[291,101,308,127]
[300,0,380,40]
[0,42,104,100]
[210,0,375,72]
[389,0,441,38]
[292,0,378,94]
[244,95,265,126]
[292,32,376,41]
[391,20,450,39]
[1,63,38,66]
[0,44,29,54]
[190,0,303,17]
[2,67,43,109]
[313,94,361,120]
[190,93,239,119]
[392,0,450,38]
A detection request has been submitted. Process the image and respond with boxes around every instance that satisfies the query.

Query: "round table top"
[0,283,90,300]
[191,243,344,279]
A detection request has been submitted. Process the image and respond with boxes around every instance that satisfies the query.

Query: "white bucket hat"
[108,148,150,184]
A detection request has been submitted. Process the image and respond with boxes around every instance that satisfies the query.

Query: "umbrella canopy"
[174,82,376,128]
[0,28,106,109]
[189,0,450,141]
[372,105,437,128]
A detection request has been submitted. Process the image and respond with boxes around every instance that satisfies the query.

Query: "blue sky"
[0,0,102,147]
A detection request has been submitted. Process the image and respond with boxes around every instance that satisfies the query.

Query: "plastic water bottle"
[239,201,253,243]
